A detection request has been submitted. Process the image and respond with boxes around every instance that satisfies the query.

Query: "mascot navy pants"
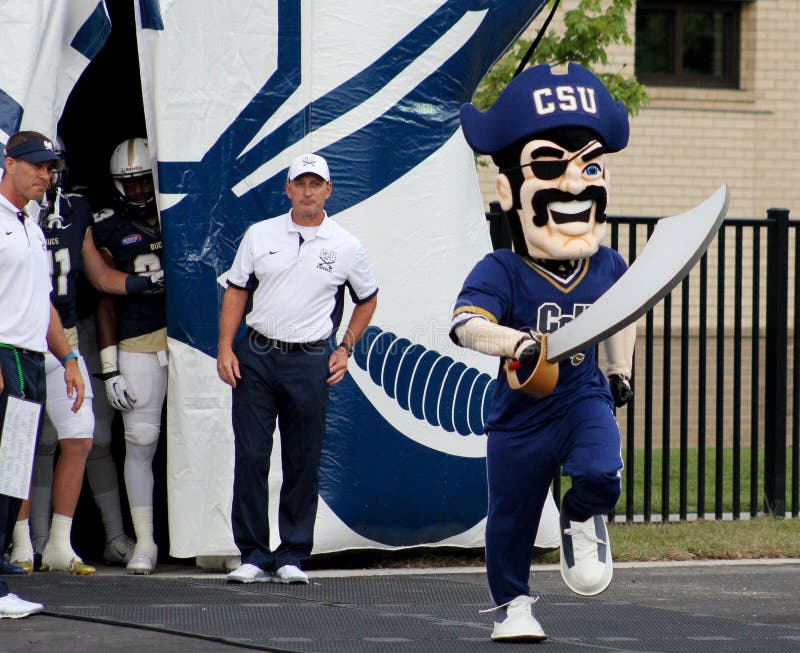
[230,334,329,572]
[485,395,622,605]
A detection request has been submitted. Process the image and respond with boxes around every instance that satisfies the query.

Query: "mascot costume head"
[461,62,629,262]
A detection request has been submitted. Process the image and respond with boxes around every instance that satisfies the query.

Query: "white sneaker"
[273,564,309,584]
[560,513,613,596]
[127,542,158,575]
[0,593,44,619]
[485,595,546,641]
[226,563,271,584]
[104,535,136,565]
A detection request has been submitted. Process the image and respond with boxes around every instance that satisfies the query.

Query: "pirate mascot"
[450,63,636,641]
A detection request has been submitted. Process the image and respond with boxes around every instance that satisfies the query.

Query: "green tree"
[473,0,648,115]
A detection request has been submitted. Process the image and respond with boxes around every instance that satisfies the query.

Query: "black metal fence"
[486,203,798,522]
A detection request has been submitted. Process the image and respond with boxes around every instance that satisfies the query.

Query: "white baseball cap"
[287,153,330,182]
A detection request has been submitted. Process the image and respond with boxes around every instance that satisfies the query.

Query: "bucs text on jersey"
[92,205,166,342]
[452,247,627,432]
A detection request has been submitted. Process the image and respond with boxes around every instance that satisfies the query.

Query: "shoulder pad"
[93,208,115,223]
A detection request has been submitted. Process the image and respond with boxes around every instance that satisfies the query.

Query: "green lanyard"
[0,343,25,397]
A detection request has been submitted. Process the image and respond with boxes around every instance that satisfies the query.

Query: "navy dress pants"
[230,336,329,572]
[0,349,45,597]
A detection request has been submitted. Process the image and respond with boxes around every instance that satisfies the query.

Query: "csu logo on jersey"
[538,302,591,367]
[317,249,336,273]
[532,85,597,117]
[122,234,143,246]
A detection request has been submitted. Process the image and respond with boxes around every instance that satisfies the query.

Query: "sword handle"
[504,333,559,398]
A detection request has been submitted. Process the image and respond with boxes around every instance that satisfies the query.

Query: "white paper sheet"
[0,396,42,499]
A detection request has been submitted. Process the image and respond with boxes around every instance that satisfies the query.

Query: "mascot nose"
[558,165,586,195]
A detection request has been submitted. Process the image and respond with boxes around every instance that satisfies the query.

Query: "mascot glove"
[513,330,542,369]
[608,373,633,408]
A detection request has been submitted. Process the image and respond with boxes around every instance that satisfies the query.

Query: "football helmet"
[50,136,68,190]
[41,137,68,227]
[110,137,154,207]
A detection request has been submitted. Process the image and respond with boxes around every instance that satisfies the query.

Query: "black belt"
[247,328,325,353]
[0,344,44,359]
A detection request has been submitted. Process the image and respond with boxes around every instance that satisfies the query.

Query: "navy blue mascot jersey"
[92,205,166,341]
[41,192,94,329]
[452,247,627,432]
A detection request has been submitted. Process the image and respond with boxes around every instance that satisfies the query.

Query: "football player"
[92,138,166,575]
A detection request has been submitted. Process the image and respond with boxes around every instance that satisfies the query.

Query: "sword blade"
[546,184,730,363]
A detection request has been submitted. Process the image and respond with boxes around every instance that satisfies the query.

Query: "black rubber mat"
[11,574,800,652]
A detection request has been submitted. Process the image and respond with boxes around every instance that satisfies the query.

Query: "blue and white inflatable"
[1,0,560,557]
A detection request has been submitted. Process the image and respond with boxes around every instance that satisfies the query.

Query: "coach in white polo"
[217,152,378,585]
[0,131,84,618]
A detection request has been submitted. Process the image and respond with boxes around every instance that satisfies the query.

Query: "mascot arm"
[603,322,636,408]
[603,322,636,379]
[454,316,537,360]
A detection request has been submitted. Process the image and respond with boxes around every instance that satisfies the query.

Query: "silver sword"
[507,184,730,397]
[546,183,730,362]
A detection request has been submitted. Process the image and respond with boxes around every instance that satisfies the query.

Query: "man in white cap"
[218,152,378,584]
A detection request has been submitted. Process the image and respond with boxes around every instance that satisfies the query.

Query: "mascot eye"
[583,163,602,178]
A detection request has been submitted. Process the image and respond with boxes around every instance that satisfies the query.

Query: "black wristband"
[125,274,151,294]
[338,342,354,356]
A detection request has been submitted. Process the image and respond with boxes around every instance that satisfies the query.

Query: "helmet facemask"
[109,138,155,209]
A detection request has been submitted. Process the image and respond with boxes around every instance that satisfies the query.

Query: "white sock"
[11,520,33,562]
[130,506,155,548]
[47,514,75,555]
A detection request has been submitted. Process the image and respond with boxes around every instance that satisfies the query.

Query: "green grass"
[545,517,800,563]
[555,447,797,516]
[313,518,800,569]
[618,447,792,517]
[311,446,799,569]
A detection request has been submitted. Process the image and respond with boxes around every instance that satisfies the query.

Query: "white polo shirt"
[0,193,52,351]
[228,211,378,343]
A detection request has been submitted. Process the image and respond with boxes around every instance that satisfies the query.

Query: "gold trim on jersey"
[452,305,498,323]
[119,327,167,353]
[521,257,589,293]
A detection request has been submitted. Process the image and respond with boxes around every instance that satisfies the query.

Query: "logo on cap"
[532,86,598,116]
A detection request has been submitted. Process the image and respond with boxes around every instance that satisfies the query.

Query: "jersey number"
[133,252,162,274]
[48,247,71,296]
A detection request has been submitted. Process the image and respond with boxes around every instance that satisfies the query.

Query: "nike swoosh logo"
[269,250,279,254]
[5,231,11,235]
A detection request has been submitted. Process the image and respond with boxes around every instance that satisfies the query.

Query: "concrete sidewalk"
[2,559,799,652]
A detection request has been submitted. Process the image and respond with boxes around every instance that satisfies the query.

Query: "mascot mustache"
[531,186,607,227]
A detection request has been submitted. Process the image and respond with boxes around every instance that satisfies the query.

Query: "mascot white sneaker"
[560,511,613,596]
